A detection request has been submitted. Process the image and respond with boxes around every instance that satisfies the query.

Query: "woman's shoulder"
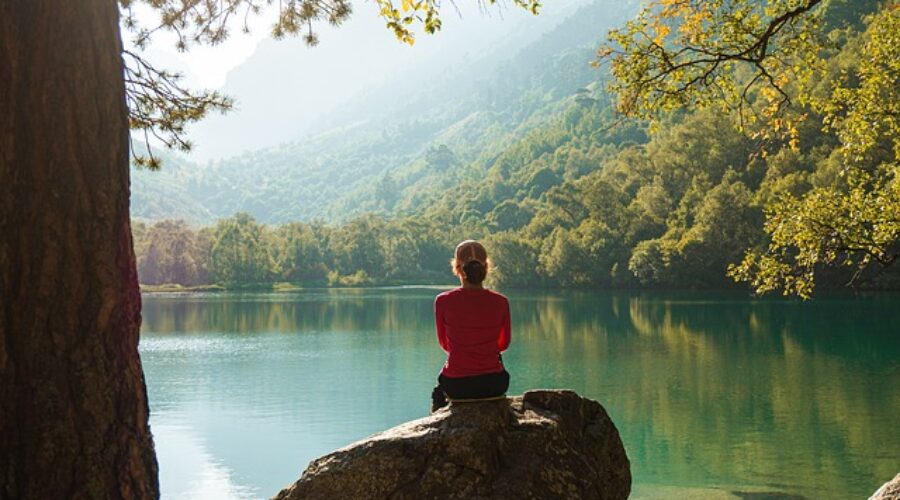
[436,287,507,302]
[483,289,509,303]
[435,287,463,303]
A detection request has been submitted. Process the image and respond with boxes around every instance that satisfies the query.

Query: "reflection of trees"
[141,290,435,336]
[141,290,899,498]
[500,291,899,496]
[616,293,900,497]
[509,292,625,394]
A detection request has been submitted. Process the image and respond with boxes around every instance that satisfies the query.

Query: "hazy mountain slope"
[131,0,639,224]
[131,146,214,223]
[181,0,591,160]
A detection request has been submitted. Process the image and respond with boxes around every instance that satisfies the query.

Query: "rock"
[871,473,900,500]
[274,390,630,500]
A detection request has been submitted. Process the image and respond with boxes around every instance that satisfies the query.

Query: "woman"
[431,240,511,412]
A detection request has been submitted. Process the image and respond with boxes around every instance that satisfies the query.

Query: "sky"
[125,0,589,162]
[123,3,272,89]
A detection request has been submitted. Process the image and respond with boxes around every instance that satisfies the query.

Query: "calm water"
[139,289,900,499]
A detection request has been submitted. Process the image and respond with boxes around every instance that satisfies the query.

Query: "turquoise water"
[139,289,900,499]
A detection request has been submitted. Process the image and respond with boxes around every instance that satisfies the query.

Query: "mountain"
[130,146,212,222]
[131,0,639,224]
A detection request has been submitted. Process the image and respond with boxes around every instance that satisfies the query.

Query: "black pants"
[431,370,510,410]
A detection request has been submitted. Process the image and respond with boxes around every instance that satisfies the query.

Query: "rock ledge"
[870,473,900,500]
[274,390,631,500]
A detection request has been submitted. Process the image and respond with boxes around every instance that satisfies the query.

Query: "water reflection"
[153,422,256,500]
[140,290,900,499]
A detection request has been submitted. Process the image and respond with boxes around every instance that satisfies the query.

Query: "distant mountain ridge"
[131,0,639,224]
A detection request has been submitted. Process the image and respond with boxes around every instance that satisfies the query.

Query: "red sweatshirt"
[434,287,511,378]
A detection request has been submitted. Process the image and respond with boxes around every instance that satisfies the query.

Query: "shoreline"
[139,282,900,298]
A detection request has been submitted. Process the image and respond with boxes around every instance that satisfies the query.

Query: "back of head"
[453,240,489,285]
[462,260,487,285]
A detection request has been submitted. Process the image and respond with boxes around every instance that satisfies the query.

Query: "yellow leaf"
[653,24,670,45]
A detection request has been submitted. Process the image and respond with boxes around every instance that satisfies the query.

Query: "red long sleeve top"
[434,287,511,378]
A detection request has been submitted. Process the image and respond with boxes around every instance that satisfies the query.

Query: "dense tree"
[729,6,900,297]
[483,232,541,287]
[376,172,400,212]
[272,222,330,282]
[425,144,458,171]
[328,214,385,279]
[209,213,276,285]
[488,200,535,231]
[138,220,210,285]
[601,0,898,296]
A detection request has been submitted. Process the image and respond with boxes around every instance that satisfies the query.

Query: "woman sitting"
[431,240,511,412]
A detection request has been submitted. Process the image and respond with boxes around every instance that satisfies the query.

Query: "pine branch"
[123,50,233,169]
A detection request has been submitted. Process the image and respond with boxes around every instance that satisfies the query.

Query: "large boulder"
[871,473,900,500]
[274,390,630,500]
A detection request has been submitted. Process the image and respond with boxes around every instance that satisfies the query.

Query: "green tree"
[629,239,667,285]
[210,213,275,286]
[666,174,762,287]
[272,222,330,282]
[425,144,458,171]
[730,6,900,296]
[380,218,449,282]
[137,220,210,286]
[329,214,386,279]
[376,172,400,212]
[600,0,827,139]
[540,227,590,286]
[489,200,534,231]
[603,0,900,296]
[484,232,541,287]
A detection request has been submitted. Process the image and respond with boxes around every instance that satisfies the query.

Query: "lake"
[139,288,900,499]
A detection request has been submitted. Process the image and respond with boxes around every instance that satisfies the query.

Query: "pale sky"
[123,3,273,89]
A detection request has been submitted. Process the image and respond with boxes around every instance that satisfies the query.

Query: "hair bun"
[462,260,487,285]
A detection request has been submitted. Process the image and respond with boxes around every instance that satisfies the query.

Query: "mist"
[130,0,590,162]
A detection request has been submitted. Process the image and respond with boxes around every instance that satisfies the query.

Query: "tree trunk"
[0,1,159,498]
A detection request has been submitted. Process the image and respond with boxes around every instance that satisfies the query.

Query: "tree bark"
[0,1,159,498]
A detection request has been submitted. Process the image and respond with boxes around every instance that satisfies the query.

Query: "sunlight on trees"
[601,0,899,296]
[729,6,900,297]
[599,0,826,141]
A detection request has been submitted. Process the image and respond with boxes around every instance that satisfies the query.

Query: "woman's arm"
[435,296,450,353]
[497,298,511,352]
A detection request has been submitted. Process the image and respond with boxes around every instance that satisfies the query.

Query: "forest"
[134,0,899,295]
